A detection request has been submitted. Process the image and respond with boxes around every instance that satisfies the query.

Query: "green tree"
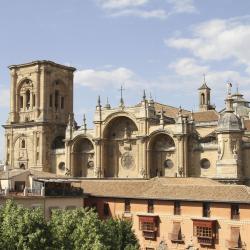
[0,199,49,250]
[102,218,139,250]
[49,207,106,250]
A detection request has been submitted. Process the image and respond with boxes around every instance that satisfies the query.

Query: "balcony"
[143,231,157,240]
[198,236,214,246]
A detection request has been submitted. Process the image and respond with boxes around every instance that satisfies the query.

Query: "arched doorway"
[103,116,138,177]
[72,138,94,177]
[148,133,176,177]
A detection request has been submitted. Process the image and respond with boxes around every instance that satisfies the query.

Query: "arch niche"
[148,133,176,177]
[103,116,138,178]
[72,138,94,177]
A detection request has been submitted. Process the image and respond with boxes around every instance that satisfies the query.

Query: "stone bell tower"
[198,77,214,112]
[3,61,75,171]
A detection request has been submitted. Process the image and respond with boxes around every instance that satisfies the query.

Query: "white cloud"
[74,67,144,89]
[169,58,208,76]
[110,8,168,19]
[166,17,250,72]
[97,0,149,9]
[167,0,197,14]
[168,57,250,96]
[96,0,197,19]
[0,86,9,108]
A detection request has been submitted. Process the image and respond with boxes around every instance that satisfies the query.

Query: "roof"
[198,82,211,90]
[192,110,219,123]
[81,177,250,204]
[153,102,190,118]
[0,169,30,179]
[8,60,76,71]
[0,169,61,180]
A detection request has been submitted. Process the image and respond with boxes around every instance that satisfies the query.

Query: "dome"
[217,111,242,132]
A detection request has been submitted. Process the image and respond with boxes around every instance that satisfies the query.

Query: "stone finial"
[83,114,87,132]
[142,89,146,102]
[119,85,125,108]
[104,97,111,109]
[97,95,101,108]
[178,106,183,116]
[160,108,165,126]
[227,82,232,96]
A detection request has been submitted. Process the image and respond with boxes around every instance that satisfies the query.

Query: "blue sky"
[1,0,250,160]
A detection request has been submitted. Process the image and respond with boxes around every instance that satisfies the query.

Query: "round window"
[164,159,174,168]
[58,162,65,171]
[200,158,210,169]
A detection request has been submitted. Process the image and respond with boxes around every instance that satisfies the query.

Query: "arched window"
[21,139,25,149]
[20,96,23,109]
[26,90,30,109]
[201,93,205,105]
[55,90,59,109]
[61,96,64,109]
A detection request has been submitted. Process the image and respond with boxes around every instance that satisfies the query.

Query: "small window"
[231,204,240,220]
[7,139,10,148]
[20,96,23,109]
[148,200,154,213]
[21,139,25,149]
[15,181,25,192]
[200,158,210,169]
[203,203,210,218]
[61,96,64,109]
[174,201,181,215]
[36,152,39,162]
[103,203,110,217]
[124,199,131,213]
[49,94,53,107]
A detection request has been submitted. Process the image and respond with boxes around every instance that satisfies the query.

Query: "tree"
[0,199,49,250]
[49,207,106,250]
[102,218,139,250]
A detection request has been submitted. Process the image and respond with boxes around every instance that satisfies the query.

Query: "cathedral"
[3,60,250,185]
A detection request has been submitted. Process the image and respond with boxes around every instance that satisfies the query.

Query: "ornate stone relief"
[121,152,135,169]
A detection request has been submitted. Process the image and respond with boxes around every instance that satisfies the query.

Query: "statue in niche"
[218,139,224,160]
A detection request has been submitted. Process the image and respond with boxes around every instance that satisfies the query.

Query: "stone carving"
[87,160,94,169]
[140,167,147,178]
[121,152,134,169]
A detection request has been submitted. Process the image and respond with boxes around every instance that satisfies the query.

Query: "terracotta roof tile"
[153,102,190,118]
[192,110,219,122]
[81,177,250,204]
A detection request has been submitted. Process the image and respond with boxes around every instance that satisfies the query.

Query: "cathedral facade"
[3,61,250,184]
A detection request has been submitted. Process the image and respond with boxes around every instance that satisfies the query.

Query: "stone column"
[139,136,148,178]
[10,69,17,122]
[94,139,102,178]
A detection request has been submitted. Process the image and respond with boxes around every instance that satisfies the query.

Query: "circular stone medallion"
[121,152,134,169]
